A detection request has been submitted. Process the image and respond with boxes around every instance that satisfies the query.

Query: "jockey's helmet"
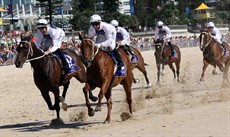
[207,22,215,28]
[157,21,164,27]
[37,19,48,28]
[110,20,119,27]
[90,14,102,23]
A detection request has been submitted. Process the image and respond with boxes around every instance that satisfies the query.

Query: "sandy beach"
[0,46,229,137]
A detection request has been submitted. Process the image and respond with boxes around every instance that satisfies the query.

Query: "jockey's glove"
[95,43,102,48]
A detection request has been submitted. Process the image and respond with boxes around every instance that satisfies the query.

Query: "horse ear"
[79,33,83,41]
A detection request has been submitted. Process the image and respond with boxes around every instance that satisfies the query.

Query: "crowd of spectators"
[0,30,229,66]
[0,30,24,66]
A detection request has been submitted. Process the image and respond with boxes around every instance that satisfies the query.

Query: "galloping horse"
[154,39,181,83]
[127,46,151,87]
[79,34,133,123]
[14,32,87,124]
[199,30,230,86]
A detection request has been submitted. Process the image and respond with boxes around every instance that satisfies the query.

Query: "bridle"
[199,32,213,51]
[81,38,99,62]
[19,40,45,62]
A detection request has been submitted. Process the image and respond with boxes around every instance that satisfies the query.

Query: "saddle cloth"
[108,51,126,77]
[54,53,80,74]
[164,45,177,58]
[131,54,138,63]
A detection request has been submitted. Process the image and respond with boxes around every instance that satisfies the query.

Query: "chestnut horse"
[128,46,151,87]
[14,33,87,124]
[154,40,181,83]
[79,34,133,123]
[199,30,230,86]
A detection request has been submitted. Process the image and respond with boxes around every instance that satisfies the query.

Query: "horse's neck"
[32,43,44,57]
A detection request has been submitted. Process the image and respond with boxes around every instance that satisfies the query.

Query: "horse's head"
[15,32,35,68]
[154,40,165,62]
[199,30,213,51]
[79,33,98,67]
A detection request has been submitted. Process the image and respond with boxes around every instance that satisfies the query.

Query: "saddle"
[163,44,177,58]
[119,46,138,63]
[53,53,80,75]
[107,51,126,77]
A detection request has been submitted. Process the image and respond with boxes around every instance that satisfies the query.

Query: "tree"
[102,0,120,13]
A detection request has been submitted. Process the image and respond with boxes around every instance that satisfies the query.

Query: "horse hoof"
[145,84,152,88]
[62,103,68,111]
[88,108,95,117]
[212,71,217,75]
[135,79,140,83]
[103,119,110,124]
[89,96,98,102]
[95,106,101,112]
[50,118,65,126]
[200,78,205,81]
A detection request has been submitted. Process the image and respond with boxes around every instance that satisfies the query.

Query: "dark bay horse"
[79,34,133,123]
[126,46,151,87]
[14,33,87,124]
[199,30,230,86]
[154,40,181,83]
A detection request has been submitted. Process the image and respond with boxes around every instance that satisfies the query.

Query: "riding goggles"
[91,22,100,26]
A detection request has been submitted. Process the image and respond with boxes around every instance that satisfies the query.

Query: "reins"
[200,32,213,50]
[20,40,46,62]
[82,38,99,61]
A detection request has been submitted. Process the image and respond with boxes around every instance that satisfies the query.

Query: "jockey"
[88,14,124,70]
[154,21,175,56]
[110,19,135,60]
[34,18,71,74]
[206,22,228,56]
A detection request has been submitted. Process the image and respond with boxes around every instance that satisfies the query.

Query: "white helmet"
[157,21,164,27]
[207,22,215,28]
[110,20,119,27]
[90,14,102,23]
[37,19,48,28]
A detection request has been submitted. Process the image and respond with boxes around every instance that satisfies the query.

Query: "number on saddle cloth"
[54,53,80,72]
[107,51,126,77]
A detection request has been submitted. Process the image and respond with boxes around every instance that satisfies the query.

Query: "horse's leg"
[200,60,209,81]
[95,80,111,112]
[52,86,61,119]
[132,72,139,83]
[222,61,230,87]
[122,80,133,115]
[73,72,98,102]
[103,88,112,124]
[40,90,54,110]
[168,63,176,79]
[89,90,98,102]
[157,63,161,83]
[175,61,180,82]
[212,65,217,75]
[136,63,151,86]
[161,65,165,76]
[59,81,70,111]
[83,83,95,117]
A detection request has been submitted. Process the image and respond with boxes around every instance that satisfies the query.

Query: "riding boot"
[113,49,124,69]
[168,41,174,56]
[56,49,70,73]
[221,44,228,56]
[126,45,135,60]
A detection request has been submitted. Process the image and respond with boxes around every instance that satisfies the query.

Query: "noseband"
[82,38,99,62]
[200,32,213,51]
